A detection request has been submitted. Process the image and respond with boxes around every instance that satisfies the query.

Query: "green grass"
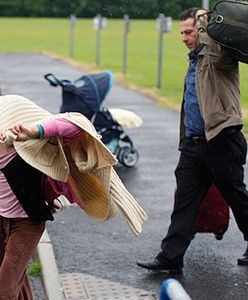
[0,17,248,129]
[27,260,41,277]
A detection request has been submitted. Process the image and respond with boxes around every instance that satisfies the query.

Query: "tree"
[0,0,218,18]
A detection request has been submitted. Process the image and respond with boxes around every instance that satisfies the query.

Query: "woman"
[0,103,90,299]
[0,94,147,299]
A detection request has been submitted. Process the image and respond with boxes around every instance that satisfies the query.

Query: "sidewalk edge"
[37,229,66,300]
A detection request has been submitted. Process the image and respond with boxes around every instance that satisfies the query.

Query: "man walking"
[137,7,248,274]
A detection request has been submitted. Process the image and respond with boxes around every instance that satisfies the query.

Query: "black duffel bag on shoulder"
[207,0,248,64]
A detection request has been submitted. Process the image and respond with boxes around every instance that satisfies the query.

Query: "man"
[137,7,248,274]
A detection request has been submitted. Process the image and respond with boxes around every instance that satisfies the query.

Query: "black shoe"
[137,258,182,274]
[237,251,248,266]
[237,243,248,266]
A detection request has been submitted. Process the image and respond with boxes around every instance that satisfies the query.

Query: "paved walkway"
[38,229,156,300]
[1,53,248,300]
[0,52,164,300]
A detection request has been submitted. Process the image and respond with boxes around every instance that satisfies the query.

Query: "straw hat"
[0,95,147,235]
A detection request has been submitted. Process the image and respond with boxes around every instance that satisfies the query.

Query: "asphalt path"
[1,53,248,300]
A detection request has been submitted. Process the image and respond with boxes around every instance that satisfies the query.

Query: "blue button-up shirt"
[183,48,205,137]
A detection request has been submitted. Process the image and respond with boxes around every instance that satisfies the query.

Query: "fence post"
[69,14,76,58]
[122,14,130,74]
[96,14,102,66]
[202,0,209,10]
[93,14,107,66]
[156,14,172,89]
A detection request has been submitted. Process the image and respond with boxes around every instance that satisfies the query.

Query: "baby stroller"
[44,71,140,167]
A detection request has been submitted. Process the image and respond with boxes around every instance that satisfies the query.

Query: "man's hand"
[196,9,208,22]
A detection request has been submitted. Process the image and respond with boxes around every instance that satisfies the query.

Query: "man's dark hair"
[179,7,205,24]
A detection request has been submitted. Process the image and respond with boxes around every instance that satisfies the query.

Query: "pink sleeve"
[41,118,83,143]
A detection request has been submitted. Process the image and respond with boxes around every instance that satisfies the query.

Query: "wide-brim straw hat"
[0,95,147,235]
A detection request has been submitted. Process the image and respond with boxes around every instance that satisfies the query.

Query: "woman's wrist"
[36,124,44,139]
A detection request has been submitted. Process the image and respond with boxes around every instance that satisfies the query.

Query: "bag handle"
[44,73,66,87]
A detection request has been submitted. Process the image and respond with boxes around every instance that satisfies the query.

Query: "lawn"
[0,17,248,129]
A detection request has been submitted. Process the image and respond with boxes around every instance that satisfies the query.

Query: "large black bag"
[207,0,248,64]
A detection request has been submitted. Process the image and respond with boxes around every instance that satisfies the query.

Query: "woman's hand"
[0,132,6,142]
[50,199,63,214]
[7,124,39,141]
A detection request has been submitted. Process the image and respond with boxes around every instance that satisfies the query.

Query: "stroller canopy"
[44,70,114,119]
[73,70,114,114]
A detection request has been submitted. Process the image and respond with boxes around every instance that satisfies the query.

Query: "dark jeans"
[0,217,45,300]
[157,130,248,264]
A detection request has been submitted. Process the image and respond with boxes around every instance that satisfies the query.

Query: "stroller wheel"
[118,146,139,167]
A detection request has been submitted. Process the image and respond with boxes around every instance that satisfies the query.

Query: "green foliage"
[27,260,41,277]
[0,0,217,18]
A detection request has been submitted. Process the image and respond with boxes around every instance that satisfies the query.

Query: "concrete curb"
[37,229,66,300]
